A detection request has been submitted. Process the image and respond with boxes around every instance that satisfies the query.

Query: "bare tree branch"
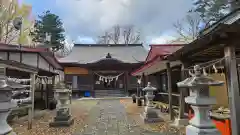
[172,13,202,43]
[109,25,120,44]
[97,25,141,44]
[6,28,29,44]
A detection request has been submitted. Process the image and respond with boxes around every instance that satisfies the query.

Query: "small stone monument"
[0,74,25,135]
[49,81,74,127]
[141,82,163,123]
[177,65,223,135]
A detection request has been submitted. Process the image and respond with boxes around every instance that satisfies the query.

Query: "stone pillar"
[141,82,163,123]
[177,65,223,135]
[0,71,25,134]
[49,82,74,127]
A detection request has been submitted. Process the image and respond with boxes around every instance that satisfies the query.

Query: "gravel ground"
[10,99,186,135]
[11,100,98,135]
[121,99,186,135]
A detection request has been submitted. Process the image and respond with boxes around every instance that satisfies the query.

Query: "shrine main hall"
[58,44,148,97]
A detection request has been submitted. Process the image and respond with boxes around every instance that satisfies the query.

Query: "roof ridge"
[74,44,143,47]
[150,44,184,46]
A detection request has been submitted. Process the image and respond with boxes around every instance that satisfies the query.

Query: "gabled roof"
[58,44,148,64]
[145,44,183,62]
[131,44,184,76]
[0,43,62,70]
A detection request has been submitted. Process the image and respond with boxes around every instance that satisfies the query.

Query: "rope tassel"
[213,65,218,73]
[203,68,208,76]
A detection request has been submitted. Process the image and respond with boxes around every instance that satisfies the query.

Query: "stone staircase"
[94,90,126,97]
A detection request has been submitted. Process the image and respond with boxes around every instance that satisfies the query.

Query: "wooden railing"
[157,92,180,97]
[72,84,92,91]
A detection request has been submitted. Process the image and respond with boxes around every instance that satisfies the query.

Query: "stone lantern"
[0,75,25,135]
[141,82,162,123]
[177,65,223,135]
[49,81,74,127]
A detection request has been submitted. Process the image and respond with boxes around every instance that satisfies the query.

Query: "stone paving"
[74,99,179,135]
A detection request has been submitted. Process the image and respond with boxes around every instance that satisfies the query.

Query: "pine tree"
[191,0,229,27]
[31,11,65,51]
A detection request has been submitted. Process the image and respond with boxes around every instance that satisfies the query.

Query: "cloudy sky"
[23,0,193,45]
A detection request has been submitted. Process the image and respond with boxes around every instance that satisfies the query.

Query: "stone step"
[95,90,126,97]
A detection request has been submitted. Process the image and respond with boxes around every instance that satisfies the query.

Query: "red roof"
[132,44,184,76]
[145,44,183,62]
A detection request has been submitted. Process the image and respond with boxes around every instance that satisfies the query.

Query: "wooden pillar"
[178,64,188,119]
[52,76,55,104]
[28,73,36,129]
[125,71,129,96]
[224,45,240,135]
[142,73,147,96]
[45,78,49,109]
[91,71,95,97]
[166,62,173,120]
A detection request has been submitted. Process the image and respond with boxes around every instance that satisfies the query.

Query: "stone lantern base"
[49,109,74,127]
[49,116,74,127]
[141,106,164,123]
[186,125,221,135]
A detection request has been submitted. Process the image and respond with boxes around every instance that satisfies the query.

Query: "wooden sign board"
[64,67,89,75]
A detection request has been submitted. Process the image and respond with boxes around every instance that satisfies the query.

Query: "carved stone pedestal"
[49,107,74,127]
[172,118,189,127]
[49,82,74,127]
[142,106,164,123]
[140,82,163,123]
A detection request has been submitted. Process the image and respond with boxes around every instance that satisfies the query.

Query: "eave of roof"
[0,59,38,73]
[145,44,184,62]
[131,56,181,76]
[0,43,62,70]
[74,44,143,47]
[131,44,184,76]
[131,56,161,76]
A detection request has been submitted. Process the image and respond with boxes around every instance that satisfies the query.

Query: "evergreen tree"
[191,0,229,27]
[31,11,65,51]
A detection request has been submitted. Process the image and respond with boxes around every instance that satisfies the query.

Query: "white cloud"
[77,36,96,44]
[150,35,175,44]
[53,0,192,43]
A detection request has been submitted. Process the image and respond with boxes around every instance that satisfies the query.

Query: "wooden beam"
[37,54,39,68]
[28,73,36,129]
[224,45,240,135]
[20,52,22,63]
[166,62,174,120]
[7,52,9,60]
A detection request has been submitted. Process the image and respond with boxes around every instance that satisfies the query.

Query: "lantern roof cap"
[177,65,224,88]
[143,82,157,91]
[0,76,25,90]
[54,81,71,92]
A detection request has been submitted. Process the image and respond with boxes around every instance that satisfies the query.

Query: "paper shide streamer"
[94,72,124,84]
